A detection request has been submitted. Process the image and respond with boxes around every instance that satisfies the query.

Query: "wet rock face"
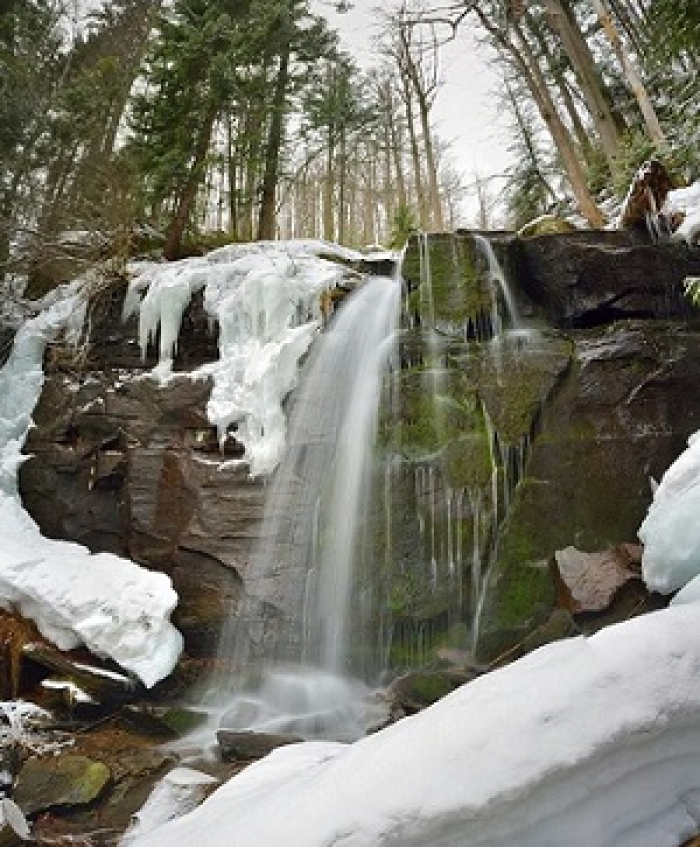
[473,322,700,660]
[399,232,700,665]
[18,283,265,658]
[517,230,700,327]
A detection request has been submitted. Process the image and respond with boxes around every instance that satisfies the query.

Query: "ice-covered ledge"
[124,240,386,477]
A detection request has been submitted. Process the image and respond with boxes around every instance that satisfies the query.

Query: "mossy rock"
[517,215,579,238]
[389,669,462,713]
[386,368,484,454]
[403,232,494,331]
[476,333,572,445]
[14,755,111,816]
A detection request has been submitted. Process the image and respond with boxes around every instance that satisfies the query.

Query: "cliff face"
[14,231,700,669]
[384,230,700,663]
[18,286,265,657]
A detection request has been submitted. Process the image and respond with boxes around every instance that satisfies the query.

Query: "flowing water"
[199,274,401,744]
[376,232,535,666]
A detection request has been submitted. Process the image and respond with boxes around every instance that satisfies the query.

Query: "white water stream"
[198,274,401,744]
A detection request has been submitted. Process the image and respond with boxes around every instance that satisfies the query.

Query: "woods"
[1,0,699,283]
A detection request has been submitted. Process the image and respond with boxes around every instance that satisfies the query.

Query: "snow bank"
[668,181,700,245]
[0,285,182,687]
[125,240,365,476]
[130,601,700,847]
[639,430,700,594]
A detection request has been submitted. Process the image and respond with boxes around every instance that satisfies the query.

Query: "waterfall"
[377,232,536,669]
[473,233,521,332]
[200,274,401,744]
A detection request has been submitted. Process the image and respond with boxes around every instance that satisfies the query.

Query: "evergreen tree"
[0,1,65,279]
[129,0,336,255]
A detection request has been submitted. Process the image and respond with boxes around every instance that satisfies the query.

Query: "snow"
[130,603,700,847]
[121,767,218,846]
[0,283,182,688]
[668,182,700,245]
[125,239,368,476]
[639,430,700,594]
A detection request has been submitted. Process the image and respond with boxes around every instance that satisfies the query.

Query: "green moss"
[406,671,456,703]
[160,707,210,736]
[477,336,572,445]
[442,435,493,488]
[386,369,484,455]
[487,560,554,633]
[404,232,493,328]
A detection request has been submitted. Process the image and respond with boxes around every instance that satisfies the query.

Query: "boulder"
[216,730,302,762]
[554,545,640,614]
[517,230,700,327]
[518,214,579,237]
[13,755,111,816]
[387,669,472,715]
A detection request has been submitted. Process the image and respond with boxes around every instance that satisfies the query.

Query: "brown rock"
[555,545,639,614]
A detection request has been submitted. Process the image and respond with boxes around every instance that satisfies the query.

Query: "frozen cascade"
[196,274,401,744]
[124,241,351,476]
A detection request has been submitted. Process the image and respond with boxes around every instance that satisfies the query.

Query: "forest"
[1,0,699,287]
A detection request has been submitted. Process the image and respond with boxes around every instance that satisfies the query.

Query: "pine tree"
[0,1,64,280]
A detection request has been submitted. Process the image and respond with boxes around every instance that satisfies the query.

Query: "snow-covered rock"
[639,430,700,594]
[125,240,370,477]
[0,285,182,687]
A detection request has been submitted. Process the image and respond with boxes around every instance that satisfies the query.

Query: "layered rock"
[18,284,265,658]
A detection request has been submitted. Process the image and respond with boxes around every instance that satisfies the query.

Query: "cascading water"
[376,231,537,669]
[199,273,401,744]
[473,232,521,332]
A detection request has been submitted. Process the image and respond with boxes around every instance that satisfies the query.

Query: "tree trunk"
[542,0,624,171]
[416,93,444,231]
[512,22,605,227]
[590,0,666,144]
[526,14,593,161]
[323,138,335,242]
[403,89,427,228]
[163,104,217,261]
[257,49,290,241]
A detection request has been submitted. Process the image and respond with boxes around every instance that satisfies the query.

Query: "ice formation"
[639,430,700,593]
[125,240,362,476]
[130,601,700,847]
[0,284,182,687]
